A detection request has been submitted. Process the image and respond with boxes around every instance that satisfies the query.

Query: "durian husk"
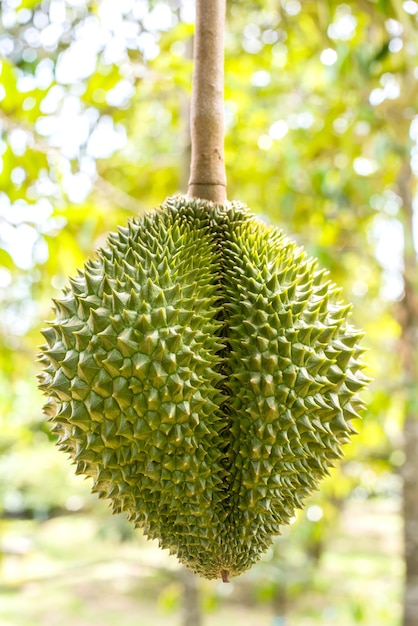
[38,195,368,580]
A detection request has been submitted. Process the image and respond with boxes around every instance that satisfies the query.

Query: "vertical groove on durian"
[38,195,368,580]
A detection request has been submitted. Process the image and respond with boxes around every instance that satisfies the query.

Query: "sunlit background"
[1,0,418,624]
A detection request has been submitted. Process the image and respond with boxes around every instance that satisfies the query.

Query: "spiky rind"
[38,195,367,580]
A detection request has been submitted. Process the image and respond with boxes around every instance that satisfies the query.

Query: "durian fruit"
[38,195,367,581]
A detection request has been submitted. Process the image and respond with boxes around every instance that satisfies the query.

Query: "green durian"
[38,195,367,581]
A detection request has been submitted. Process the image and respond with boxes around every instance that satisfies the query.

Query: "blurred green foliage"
[1,0,417,623]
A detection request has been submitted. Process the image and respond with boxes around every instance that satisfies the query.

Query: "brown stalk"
[187,0,227,203]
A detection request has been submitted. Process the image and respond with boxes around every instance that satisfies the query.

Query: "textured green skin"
[38,196,367,580]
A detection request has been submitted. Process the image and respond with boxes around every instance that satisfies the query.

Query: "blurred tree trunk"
[272,584,287,624]
[179,36,193,194]
[181,567,202,626]
[398,159,418,626]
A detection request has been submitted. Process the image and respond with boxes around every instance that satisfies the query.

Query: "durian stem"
[221,569,230,583]
[187,0,227,204]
